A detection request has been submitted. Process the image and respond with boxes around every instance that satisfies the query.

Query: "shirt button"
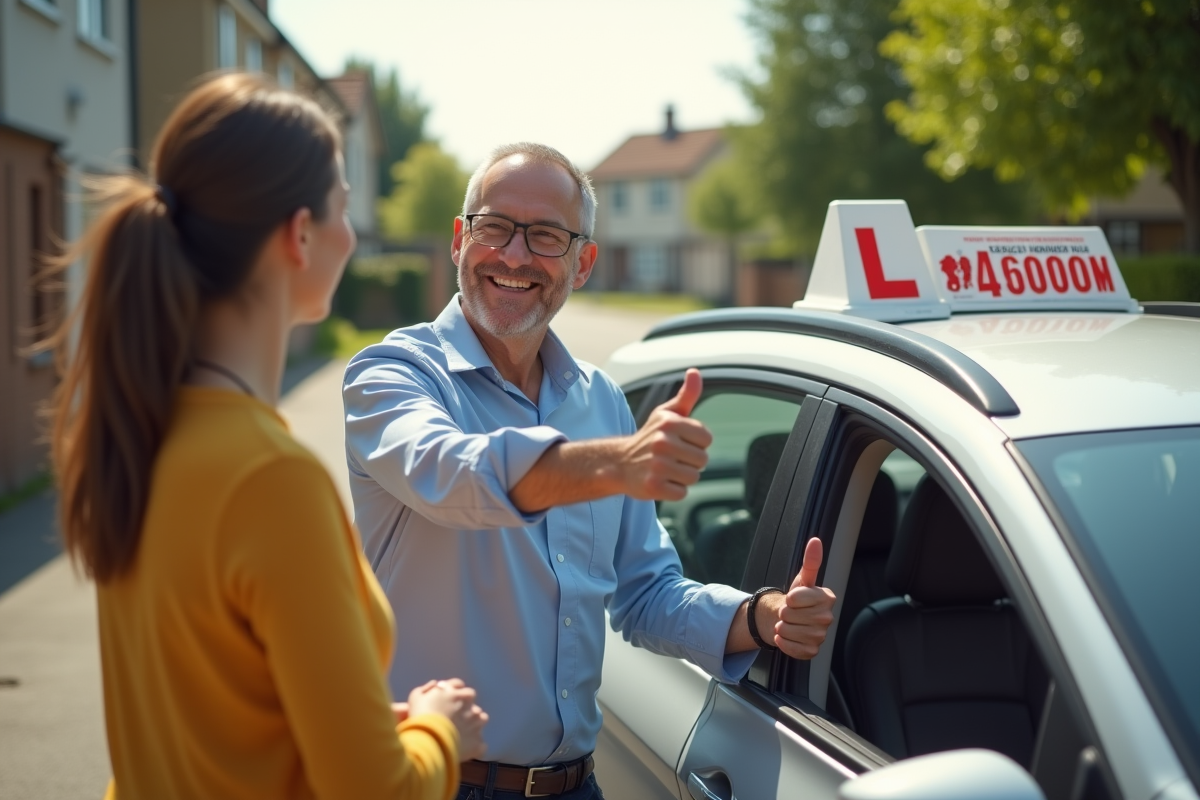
[561,689,569,699]
[556,553,565,563]
[563,370,573,379]
[564,617,572,627]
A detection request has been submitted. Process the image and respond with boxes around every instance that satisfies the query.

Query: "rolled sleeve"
[344,351,567,531]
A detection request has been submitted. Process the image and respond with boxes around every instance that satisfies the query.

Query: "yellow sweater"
[98,387,458,800]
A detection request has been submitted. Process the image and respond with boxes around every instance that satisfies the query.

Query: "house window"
[649,179,670,211]
[245,38,263,72]
[217,5,237,69]
[612,182,628,213]
[632,244,668,291]
[1107,220,1140,255]
[78,0,109,40]
[278,60,295,90]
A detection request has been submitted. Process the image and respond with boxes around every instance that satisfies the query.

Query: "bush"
[1119,254,1200,303]
[332,253,431,329]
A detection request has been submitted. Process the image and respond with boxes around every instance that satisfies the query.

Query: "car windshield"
[1017,427,1200,774]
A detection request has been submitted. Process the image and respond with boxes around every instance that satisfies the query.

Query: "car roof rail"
[644,307,1021,417]
[1141,301,1200,320]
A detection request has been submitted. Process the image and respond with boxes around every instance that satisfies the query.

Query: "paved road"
[0,298,670,798]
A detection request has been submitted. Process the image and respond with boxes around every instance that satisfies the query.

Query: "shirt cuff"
[684,582,755,683]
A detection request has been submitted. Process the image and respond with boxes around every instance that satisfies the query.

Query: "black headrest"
[744,433,790,518]
[857,471,897,554]
[886,476,1005,605]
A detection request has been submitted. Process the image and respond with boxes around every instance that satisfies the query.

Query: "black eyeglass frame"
[463,213,590,258]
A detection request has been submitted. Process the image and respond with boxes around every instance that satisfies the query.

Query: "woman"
[48,73,486,799]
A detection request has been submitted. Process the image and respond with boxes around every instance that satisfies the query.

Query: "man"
[343,143,836,799]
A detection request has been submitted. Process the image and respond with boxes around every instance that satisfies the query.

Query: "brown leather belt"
[460,754,594,797]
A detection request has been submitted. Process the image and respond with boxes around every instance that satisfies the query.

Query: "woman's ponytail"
[48,72,341,581]
[51,177,201,581]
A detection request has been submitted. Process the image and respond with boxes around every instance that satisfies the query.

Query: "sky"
[271,0,764,172]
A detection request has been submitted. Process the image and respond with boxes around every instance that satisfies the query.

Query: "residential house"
[0,0,133,495]
[325,69,385,255]
[133,0,346,167]
[1083,166,1187,256]
[589,108,731,301]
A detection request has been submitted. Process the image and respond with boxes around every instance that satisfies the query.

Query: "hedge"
[332,253,431,330]
[1118,254,1200,303]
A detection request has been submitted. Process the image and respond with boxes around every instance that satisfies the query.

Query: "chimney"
[663,105,678,141]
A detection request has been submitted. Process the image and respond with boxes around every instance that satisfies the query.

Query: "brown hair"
[49,73,341,582]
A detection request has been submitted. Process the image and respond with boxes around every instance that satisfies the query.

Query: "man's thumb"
[662,369,703,416]
[793,536,823,589]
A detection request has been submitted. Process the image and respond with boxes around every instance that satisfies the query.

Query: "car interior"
[818,445,1109,800]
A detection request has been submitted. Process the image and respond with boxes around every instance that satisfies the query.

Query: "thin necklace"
[192,358,256,399]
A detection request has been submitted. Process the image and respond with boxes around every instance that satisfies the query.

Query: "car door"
[679,390,1120,800]
[596,369,824,800]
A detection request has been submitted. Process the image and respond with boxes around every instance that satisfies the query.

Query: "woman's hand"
[407,678,489,761]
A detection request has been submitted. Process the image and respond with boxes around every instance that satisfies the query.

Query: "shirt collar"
[432,295,589,393]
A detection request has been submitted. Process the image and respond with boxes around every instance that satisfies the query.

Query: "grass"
[0,472,52,515]
[314,317,393,360]
[570,291,713,315]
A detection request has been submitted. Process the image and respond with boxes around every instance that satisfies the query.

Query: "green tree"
[737,0,1033,253]
[882,0,1200,252]
[378,141,467,240]
[345,59,429,197]
[689,153,762,301]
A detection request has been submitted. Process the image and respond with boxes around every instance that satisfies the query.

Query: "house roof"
[590,128,725,181]
[326,71,370,118]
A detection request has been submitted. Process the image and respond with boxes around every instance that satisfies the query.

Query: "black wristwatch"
[747,587,785,650]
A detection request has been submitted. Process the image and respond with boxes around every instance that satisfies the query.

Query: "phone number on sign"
[937,252,1117,297]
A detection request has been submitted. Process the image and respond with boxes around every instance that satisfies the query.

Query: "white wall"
[342,111,379,247]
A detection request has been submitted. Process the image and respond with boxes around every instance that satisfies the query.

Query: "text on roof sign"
[916,225,1136,314]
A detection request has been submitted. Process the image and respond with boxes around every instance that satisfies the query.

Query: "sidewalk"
[0,297,670,797]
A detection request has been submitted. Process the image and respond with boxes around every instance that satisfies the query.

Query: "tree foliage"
[689,153,762,240]
[737,0,1033,253]
[345,59,429,198]
[378,142,467,241]
[882,0,1200,251]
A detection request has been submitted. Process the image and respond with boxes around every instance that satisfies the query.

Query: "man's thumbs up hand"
[616,368,713,502]
[773,537,837,660]
[660,368,703,417]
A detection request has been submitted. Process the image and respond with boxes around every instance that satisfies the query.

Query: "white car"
[592,202,1200,800]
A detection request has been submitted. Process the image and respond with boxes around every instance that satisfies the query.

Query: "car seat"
[843,475,1048,764]
[691,432,790,587]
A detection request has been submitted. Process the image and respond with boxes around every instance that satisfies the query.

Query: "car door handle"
[688,771,737,800]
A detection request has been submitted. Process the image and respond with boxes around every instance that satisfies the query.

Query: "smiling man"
[342,143,836,800]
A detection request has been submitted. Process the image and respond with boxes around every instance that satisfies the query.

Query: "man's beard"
[458,258,577,338]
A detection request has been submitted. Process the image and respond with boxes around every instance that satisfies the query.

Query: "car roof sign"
[795,200,951,323]
[916,225,1139,313]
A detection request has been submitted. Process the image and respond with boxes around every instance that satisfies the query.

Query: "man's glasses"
[465,214,588,258]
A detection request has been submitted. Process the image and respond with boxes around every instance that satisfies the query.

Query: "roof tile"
[590,128,725,181]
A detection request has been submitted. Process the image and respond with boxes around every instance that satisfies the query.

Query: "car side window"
[657,388,804,588]
[622,386,651,425]
[799,428,1112,800]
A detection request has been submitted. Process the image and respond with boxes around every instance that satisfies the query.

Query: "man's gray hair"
[462,142,597,238]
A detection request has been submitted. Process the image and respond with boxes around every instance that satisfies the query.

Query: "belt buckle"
[525,765,554,797]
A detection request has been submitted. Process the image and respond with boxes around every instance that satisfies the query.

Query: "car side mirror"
[838,749,1047,800]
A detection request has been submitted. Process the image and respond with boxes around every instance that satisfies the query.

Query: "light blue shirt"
[342,297,754,766]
